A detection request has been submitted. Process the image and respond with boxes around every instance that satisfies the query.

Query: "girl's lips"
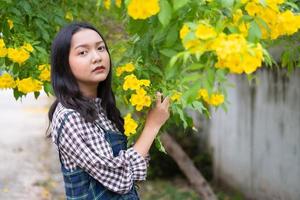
[92,66,105,72]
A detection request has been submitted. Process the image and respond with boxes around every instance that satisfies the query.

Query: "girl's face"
[69,29,110,93]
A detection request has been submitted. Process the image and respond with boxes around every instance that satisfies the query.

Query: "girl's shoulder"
[50,102,81,141]
[53,102,80,124]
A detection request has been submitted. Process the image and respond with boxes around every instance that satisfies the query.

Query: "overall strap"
[56,111,76,164]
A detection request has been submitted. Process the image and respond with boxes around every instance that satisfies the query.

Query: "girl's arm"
[133,92,170,157]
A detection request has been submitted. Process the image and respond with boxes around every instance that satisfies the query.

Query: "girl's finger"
[156,92,162,105]
[162,96,170,107]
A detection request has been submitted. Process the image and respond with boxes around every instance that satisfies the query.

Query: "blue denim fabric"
[57,113,140,200]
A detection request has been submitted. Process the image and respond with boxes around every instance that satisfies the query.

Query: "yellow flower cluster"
[197,88,224,106]
[232,9,249,37]
[180,22,217,53]
[244,0,300,39]
[211,33,264,74]
[127,0,160,20]
[123,74,151,111]
[170,91,182,102]
[124,113,138,136]
[195,23,217,40]
[38,64,51,81]
[123,74,150,91]
[0,73,16,89]
[7,47,30,65]
[116,63,135,77]
[16,77,42,94]
[0,40,33,64]
[22,43,34,52]
[130,88,151,111]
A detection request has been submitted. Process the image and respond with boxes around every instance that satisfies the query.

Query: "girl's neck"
[78,83,98,98]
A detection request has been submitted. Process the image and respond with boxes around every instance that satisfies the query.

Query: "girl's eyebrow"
[74,41,104,49]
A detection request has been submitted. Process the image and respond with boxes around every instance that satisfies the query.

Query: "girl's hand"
[145,92,170,129]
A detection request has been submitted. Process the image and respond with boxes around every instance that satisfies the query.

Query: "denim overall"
[56,112,140,200]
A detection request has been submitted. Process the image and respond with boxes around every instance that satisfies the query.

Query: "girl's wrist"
[144,121,161,133]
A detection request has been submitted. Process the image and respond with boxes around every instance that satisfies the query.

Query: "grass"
[138,178,199,200]
[137,177,245,200]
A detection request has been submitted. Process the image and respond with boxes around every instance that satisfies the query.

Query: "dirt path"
[0,91,64,200]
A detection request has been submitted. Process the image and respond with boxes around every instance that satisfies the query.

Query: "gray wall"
[208,68,300,200]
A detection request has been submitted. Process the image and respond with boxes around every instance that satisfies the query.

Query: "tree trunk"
[160,133,217,200]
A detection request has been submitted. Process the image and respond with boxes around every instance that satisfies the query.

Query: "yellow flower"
[123,74,140,90]
[0,39,5,48]
[138,79,150,87]
[130,88,151,111]
[7,19,13,29]
[16,77,42,94]
[171,91,182,102]
[7,48,30,64]
[104,0,111,9]
[180,24,190,40]
[38,64,51,81]
[65,11,73,21]
[238,22,249,37]
[123,74,150,91]
[39,69,50,81]
[0,39,7,57]
[22,43,34,52]
[209,93,224,106]
[197,88,209,102]
[116,63,135,77]
[115,0,122,7]
[195,24,217,40]
[183,39,203,53]
[0,73,15,89]
[0,47,7,57]
[124,63,135,72]
[124,113,138,136]
[116,67,124,77]
[245,2,261,16]
[233,9,243,24]
[127,0,160,20]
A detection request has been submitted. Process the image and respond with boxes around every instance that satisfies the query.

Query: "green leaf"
[44,82,53,95]
[221,0,234,8]
[34,91,40,99]
[13,89,21,100]
[185,63,205,71]
[159,49,177,58]
[158,0,172,27]
[175,106,188,128]
[182,73,202,83]
[169,54,179,67]
[192,101,206,114]
[172,0,189,10]
[248,20,262,43]
[155,136,167,154]
[164,24,178,47]
[96,0,103,7]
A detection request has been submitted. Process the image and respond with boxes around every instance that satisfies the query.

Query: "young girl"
[48,22,170,200]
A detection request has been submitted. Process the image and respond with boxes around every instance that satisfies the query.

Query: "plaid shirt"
[50,98,150,194]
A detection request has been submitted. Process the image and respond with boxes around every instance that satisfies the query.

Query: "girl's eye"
[98,46,106,51]
[79,50,88,56]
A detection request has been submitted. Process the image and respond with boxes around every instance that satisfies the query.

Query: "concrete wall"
[208,68,300,200]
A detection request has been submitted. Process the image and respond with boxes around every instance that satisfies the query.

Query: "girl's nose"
[92,50,102,63]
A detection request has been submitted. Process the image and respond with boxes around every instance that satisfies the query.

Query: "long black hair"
[47,22,124,137]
